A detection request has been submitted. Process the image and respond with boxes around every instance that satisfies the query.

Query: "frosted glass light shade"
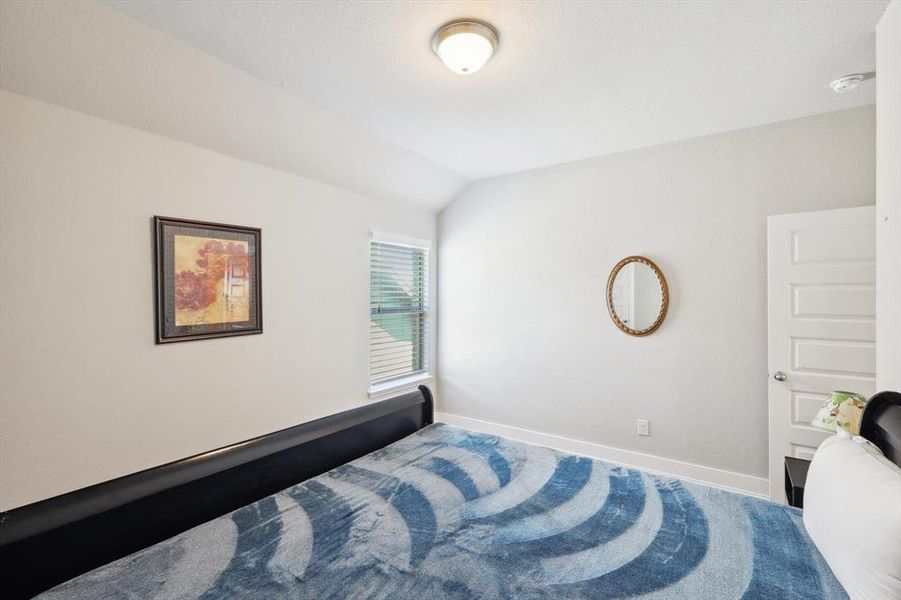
[432,21,498,75]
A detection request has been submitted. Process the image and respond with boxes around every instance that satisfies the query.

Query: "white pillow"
[803,431,901,600]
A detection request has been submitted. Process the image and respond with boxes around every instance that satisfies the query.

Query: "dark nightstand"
[784,456,811,508]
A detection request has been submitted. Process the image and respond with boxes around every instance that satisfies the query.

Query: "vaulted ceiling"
[1,1,889,210]
[106,0,887,179]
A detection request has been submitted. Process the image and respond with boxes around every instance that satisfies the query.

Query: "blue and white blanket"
[43,424,845,599]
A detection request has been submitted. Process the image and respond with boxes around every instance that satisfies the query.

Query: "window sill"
[368,373,433,401]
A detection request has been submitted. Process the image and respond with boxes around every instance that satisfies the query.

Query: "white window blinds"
[369,240,429,385]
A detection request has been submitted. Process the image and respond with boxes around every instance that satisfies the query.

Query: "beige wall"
[438,106,876,479]
[876,1,901,392]
[0,91,436,510]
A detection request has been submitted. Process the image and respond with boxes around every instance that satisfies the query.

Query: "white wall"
[876,1,901,392]
[0,90,436,510]
[438,107,875,479]
[0,0,467,211]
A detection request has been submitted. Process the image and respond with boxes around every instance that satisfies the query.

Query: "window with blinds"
[369,240,429,386]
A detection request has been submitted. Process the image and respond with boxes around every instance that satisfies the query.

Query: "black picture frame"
[154,216,262,343]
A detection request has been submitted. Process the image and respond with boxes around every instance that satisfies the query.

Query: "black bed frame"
[0,386,433,599]
[2,387,898,599]
[860,390,901,468]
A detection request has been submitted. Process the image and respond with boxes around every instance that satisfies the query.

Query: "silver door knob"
[773,371,787,382]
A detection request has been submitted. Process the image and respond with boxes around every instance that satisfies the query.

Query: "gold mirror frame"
[606,256,669,337]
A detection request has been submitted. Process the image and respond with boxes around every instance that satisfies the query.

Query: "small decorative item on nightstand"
[810,390,869,434]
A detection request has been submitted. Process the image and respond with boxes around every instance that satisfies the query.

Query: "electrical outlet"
[637,419,650,437]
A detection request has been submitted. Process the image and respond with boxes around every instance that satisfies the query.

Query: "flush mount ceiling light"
[432,20,499,75]
[830,72,875,93]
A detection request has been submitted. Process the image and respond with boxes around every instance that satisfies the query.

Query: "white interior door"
[767,206,876,502]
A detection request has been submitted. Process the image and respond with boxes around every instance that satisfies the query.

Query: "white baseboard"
[434,411,769,499]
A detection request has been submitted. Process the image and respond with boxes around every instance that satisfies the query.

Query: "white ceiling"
[104,0,888,180]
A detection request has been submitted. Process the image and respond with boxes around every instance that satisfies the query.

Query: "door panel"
[792,226,876,263]
[791,390,831,424]
[792,284,875,319]
[789,444,818,462]
[792,339,876,376]
[767,206,876,502]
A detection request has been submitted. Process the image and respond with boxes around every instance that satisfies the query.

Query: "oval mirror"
[606,256,669,336]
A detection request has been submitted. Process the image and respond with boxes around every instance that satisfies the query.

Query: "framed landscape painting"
[154,216,262,343]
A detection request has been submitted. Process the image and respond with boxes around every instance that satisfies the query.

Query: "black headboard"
[860,390,901,468]
[0,386,433,599]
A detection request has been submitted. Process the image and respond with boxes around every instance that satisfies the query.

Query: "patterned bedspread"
[42,424,845,599]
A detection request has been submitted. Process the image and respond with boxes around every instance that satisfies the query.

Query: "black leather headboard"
[860,390,901,468]
[0,386,433,598]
